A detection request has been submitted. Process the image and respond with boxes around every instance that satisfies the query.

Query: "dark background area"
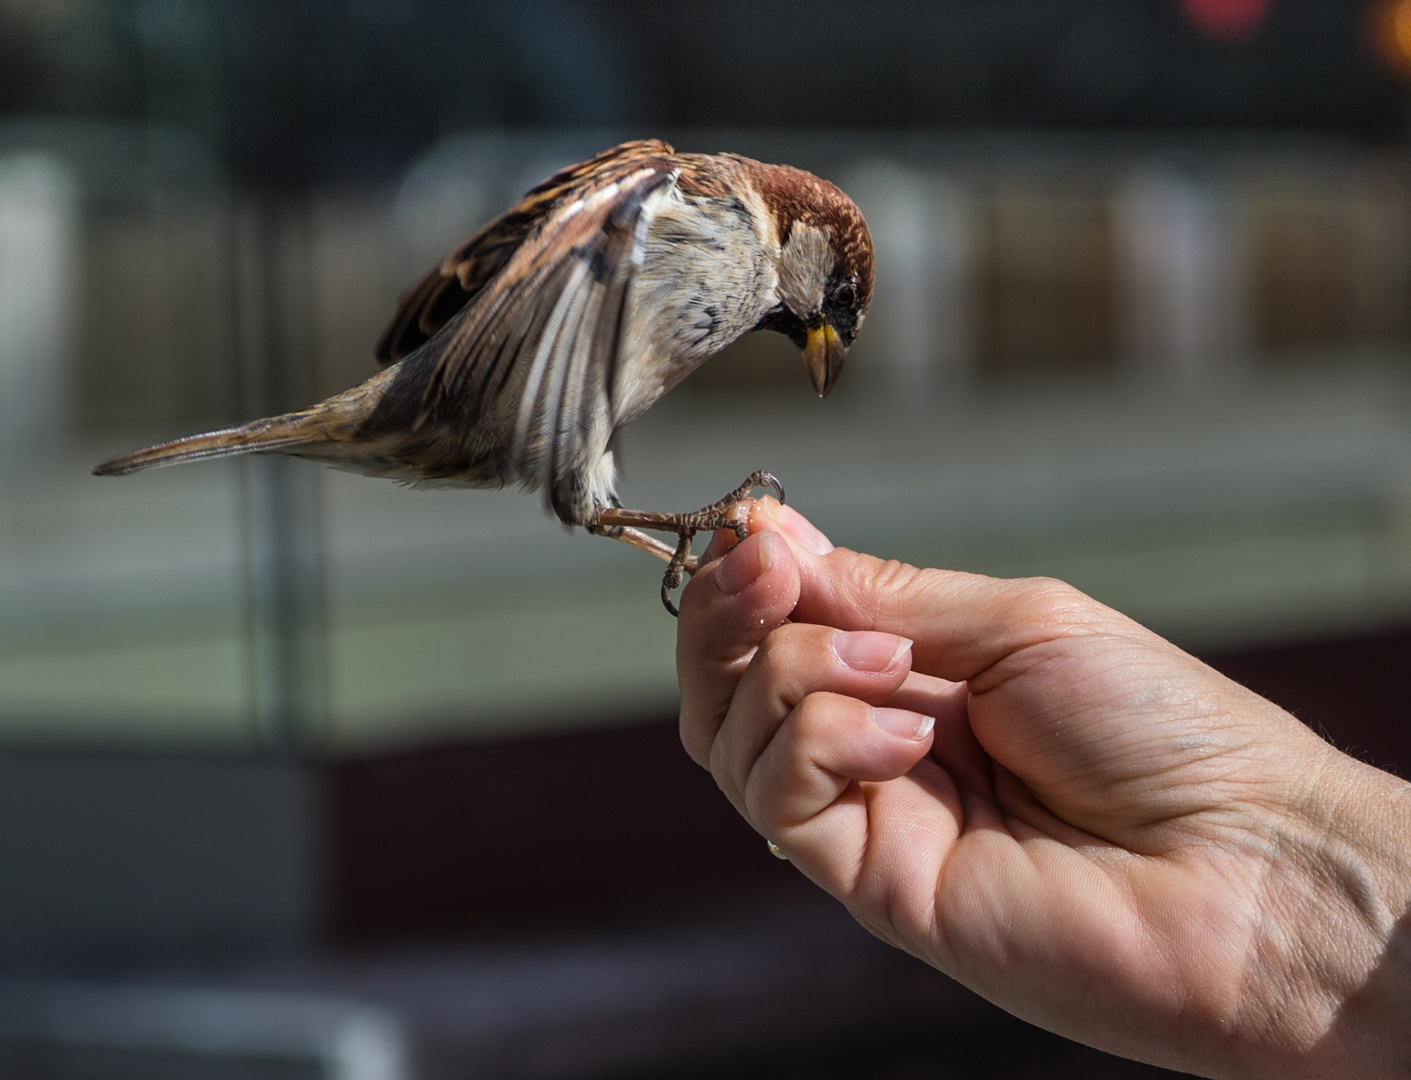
[2,1,1409,187]
[325,622,1411,943]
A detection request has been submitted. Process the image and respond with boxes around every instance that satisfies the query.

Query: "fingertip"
[752,498,833,556]
[701,498,834,564]
[714,529,773,595]
[677,525,800,642]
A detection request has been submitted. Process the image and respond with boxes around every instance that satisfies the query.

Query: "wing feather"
[540,170,674,517]
[375,139,675,364]
[416,166,673,419]
[542,277,597,513]
[511,256,592,478]
[404,160,677,521]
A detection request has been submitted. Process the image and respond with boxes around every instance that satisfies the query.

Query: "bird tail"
[92,410,326,477]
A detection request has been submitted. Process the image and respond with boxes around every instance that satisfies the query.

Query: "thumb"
[748,499,1113,689]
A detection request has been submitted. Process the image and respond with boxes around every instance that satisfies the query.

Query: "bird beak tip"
[804,323,845,399]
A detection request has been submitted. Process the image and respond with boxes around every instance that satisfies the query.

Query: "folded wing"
[381,142,679,522]
[375,139,676,364]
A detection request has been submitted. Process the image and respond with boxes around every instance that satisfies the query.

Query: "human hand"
[676,499,1411,1079]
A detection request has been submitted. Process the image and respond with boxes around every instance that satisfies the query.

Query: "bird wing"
[374,139,675,364]
[395,144,680,522]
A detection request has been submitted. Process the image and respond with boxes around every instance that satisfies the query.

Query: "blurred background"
[1,0,1410,1076]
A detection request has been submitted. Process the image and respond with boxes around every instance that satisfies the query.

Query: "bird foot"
[593,470,785,616]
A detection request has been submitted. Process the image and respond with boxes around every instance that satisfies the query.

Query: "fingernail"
[715,530,772,594]
[771,503,833,555]
[833,630,911,672]
[872,708,935,741]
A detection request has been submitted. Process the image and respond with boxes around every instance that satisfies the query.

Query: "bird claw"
[657,470,784,617]
[594,470,785,616]
[660,532,694,617]
[660,579,680,616]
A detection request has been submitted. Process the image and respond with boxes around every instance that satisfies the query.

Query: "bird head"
[750,165,874,398]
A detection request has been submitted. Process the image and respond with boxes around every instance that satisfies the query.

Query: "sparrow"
[93,140,875,614]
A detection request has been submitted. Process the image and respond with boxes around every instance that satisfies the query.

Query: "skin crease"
[675,498,1411,1080]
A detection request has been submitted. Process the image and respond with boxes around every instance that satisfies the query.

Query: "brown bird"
[93,140,874,613]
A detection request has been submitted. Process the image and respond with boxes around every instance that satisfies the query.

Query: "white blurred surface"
[0,153,78,451]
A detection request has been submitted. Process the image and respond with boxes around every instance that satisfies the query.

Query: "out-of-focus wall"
[40,132,1411,436]
[0,750,314,962]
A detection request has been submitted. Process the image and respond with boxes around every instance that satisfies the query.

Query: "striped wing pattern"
[379,140,679,521]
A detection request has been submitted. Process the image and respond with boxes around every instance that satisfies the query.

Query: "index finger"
[675,528,802,767]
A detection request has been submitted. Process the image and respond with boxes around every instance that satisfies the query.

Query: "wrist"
[1299,750,1411,1079]
[1246,737,1411,1078]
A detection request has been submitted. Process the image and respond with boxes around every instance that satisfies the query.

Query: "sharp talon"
[728,470,783,508]
[592,471,785,613]
[757,471,785,505]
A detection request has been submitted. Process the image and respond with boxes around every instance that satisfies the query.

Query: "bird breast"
[611,188,777,425]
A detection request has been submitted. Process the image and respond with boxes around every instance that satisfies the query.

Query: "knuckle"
[708,733,742,805]
[741,763,769,825]
[749,622,813,680]
[741,692,854,826]
[677,713,712,769]
[790,691,865,760]
[846,556,927,618]
[869,557,926,593]
[1008,576,1104,633]
[792,690,839,739]
[747,623,843,712]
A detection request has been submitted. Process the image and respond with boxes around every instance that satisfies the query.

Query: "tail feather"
[92,412,321,477]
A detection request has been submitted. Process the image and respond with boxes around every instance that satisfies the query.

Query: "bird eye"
[833,282,856,308]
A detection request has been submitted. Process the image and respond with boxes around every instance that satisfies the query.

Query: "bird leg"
[594,525,688,566]
[591,470,785,616]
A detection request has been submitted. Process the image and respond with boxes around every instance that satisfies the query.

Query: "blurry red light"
[1180,0,1274,42]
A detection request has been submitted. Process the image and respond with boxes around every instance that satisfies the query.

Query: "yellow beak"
[803,322,845,398]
